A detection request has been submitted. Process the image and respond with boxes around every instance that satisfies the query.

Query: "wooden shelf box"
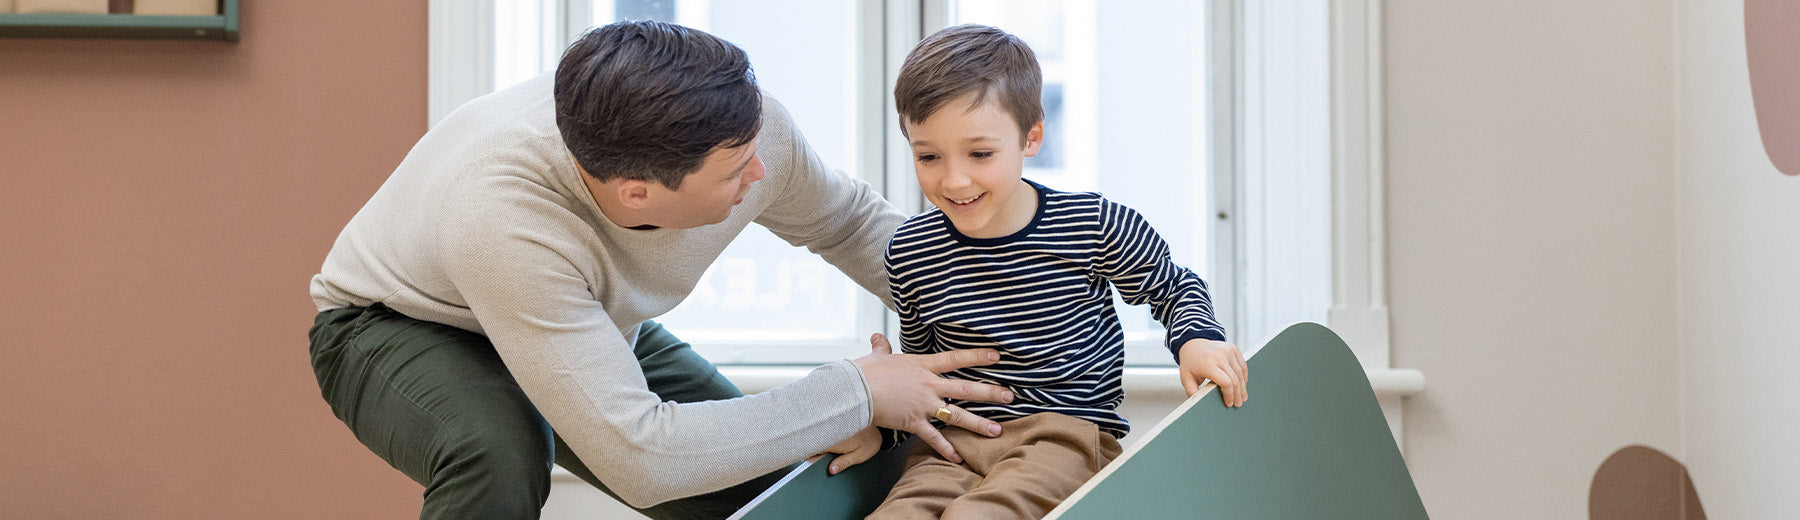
[0,0,237,41]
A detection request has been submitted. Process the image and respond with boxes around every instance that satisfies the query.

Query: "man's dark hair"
[894,24,1042,142]
[555,20,761,190]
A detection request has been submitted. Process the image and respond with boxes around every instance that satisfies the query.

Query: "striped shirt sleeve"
[1094,200,1227,360]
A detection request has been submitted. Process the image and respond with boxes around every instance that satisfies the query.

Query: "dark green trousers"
[309,304,792,520]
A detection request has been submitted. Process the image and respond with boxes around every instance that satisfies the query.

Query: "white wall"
[1677,2,1800,518]
[1384,1,1681,518]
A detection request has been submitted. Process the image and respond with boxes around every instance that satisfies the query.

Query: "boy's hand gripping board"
[730,322,1429,520]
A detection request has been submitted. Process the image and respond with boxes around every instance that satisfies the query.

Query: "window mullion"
[881,0,929,342]
[561,0,592,43]
[1210,0,1243,345]
[856,0,896,347]
[882,0,929,214]
[1328,0,1391,369]
[536,0,566,73]
[1236,0,1331,347]
[428,0,496,127]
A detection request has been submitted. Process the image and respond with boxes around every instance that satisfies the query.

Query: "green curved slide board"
[1047,322,1428,519]
[729,322,1428,520]
[725,435,918,520]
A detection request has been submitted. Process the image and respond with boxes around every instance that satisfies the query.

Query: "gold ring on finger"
[934,407,953,422]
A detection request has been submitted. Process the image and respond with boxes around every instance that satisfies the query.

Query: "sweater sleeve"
[439,174,873,508]
[1093,200,1228,361]
[751,95,907,310]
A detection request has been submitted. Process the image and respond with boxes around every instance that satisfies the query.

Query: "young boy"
[824,24,1251,519]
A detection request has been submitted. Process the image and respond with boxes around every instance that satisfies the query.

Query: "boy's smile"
[904,93,1045,239]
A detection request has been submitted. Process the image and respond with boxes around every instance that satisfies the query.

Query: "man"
[308,21,1013,520]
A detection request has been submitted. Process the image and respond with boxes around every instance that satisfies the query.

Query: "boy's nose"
[942,167,972,190]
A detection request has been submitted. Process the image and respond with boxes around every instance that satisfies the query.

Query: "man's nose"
[744,155,767,184]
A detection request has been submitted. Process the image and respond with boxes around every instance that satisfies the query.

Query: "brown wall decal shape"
[1746,0,1800,176]
[1589,445,1706,520]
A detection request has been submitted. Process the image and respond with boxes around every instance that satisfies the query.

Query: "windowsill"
[716,365,1426,399]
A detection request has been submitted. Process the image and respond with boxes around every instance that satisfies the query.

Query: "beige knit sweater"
[310,73,904,507]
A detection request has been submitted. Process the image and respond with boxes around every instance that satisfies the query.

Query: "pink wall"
[0,2,427,517]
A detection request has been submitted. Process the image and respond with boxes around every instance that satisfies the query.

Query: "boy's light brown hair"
[894,24,1042,143]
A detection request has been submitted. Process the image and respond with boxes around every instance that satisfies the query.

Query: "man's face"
[644,138,765,229]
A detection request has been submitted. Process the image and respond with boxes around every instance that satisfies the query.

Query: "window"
[592,0,877,364]
[479,0,881,364]
[944,0,1215,364]
[431,0,1348,368]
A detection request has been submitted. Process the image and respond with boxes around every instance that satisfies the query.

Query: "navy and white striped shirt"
[885,180,1226,440]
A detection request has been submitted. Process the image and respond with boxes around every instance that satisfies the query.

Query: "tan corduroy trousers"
[867,412,1124,520]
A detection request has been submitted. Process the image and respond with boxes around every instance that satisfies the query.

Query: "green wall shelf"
[0,0,237,41]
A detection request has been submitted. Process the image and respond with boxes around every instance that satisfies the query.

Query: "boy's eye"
[916,153,939,163]
[970,151,994,159]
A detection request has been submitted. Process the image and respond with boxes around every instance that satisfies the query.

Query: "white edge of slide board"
[1041,324,1285,519]
[723,454,826,520]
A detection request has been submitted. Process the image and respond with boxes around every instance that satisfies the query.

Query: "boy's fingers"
[1181,372,1200,398]
[1230,354,1249,405]
[1236,351,1249,386]
[1210,365,1235,389]
[1237,358,1250,405]
[1209,363,1239,407]
[828,446,876,475]
[1229,363,1250,406]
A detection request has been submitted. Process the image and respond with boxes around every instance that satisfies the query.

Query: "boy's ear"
[1022,121,1045,157]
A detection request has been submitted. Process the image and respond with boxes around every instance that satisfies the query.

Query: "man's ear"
[1022,121,1045,157]
[616,179,653,209]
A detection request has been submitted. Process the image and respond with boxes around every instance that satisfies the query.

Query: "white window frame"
[425,0,1421,433]
[428,0,494,126]
[1326,0,1393,370]
[1321,0,1425,442]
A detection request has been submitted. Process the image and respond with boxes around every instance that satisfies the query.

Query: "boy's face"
[904,93,1044,238]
